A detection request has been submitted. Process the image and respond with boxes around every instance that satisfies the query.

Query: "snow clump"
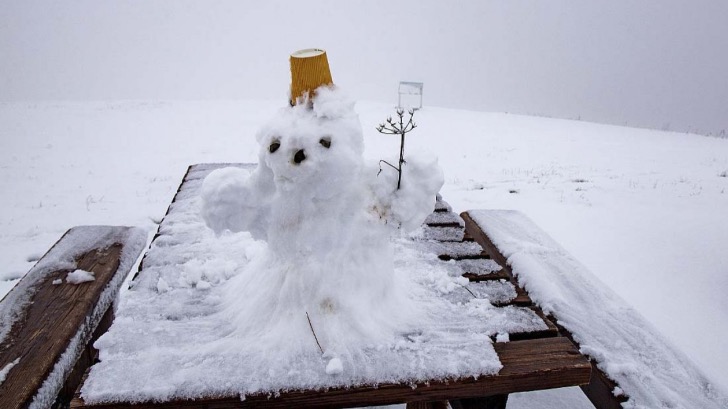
[66,269,95,284]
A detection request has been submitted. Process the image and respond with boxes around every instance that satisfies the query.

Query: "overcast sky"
[2,0,727,135]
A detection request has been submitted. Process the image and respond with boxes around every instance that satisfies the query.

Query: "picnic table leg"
[406,401,449,409]
[450,394,509,409]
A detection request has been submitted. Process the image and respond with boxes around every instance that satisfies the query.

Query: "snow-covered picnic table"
[3,162,726,409]
[66,164,595,409]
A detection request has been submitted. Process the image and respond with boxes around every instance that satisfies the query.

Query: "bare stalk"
[306,311,324,355]
[377,108,417,190]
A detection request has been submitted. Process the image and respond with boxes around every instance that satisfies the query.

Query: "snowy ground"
[1,100,727,406]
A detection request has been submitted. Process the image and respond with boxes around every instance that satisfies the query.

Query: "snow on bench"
[0,226,147,409]
[462,210,728,409]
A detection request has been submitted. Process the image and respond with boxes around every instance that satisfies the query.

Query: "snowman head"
[256,86,364,201]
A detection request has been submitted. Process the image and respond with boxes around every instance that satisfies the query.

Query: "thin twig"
[378,129,399,135]
[306,311,324,354]
[379,159,399,172]
[461,284,477,299]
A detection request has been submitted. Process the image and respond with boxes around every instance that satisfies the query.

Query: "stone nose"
[293,149,306,164]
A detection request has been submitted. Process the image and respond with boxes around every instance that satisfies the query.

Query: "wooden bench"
[460,212,627,409]
[0,226,146,409]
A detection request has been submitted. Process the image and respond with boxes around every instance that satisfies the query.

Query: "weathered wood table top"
[0,226,146,409]
[71,164,592,409]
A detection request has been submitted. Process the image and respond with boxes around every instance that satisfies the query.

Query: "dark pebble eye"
[319,137,331,149]
[269,140,280,153]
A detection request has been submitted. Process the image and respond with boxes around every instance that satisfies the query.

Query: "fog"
[2,0,727,135]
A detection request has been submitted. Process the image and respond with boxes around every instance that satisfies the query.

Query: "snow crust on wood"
[412,225,465,242]
[444,280,516,305]
[434,195,451,212]
[448,258,503,276]
[422,241,484,258]
[424,211,464,226]
[468,209,728,409]
[80,167,547,404]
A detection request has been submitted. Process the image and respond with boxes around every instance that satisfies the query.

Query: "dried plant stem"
[461,284,477,299]
[306,311,324,354]
[377,109,417,190]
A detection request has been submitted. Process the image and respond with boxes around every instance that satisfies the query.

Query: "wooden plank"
[437,254,491,261]
[462,271,510,281]
[505,308,559,341]
[71,338,590,409]
[581,368,629,409]
[424,211,464,228]
[460,212,510,270]
[511,286,533,306]
[0,226,145,409]
[434,196,451,213]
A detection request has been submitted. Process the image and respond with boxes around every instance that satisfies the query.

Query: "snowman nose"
[293,149,306,164]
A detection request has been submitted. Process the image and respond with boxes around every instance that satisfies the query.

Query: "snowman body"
[200,88,443,355]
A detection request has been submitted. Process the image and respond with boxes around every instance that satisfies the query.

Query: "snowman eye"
[319,137,331,149]
[269,140,281,153]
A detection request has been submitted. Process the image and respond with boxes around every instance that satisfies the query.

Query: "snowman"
[199,49,444,365]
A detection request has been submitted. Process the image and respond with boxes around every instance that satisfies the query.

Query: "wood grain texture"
[0,227,142,409]
[71,338,590,409]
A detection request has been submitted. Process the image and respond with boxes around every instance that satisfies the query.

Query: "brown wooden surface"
[460,213,510,271]
[71,337,590,409]
[0,226,143,409]
[426,221,463,228]
[461,271,510,281]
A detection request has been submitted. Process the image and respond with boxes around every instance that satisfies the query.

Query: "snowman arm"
[200,167,268,236]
